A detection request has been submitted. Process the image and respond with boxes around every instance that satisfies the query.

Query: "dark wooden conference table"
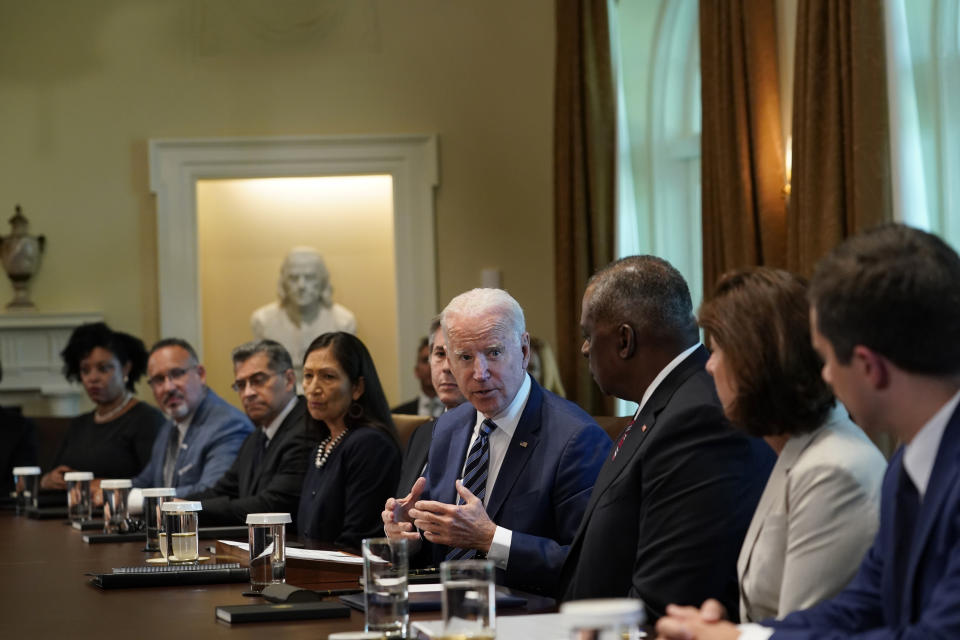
[0,511,374,637]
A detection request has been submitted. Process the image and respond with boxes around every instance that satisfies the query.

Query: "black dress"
[297,425,401,551]
[51,402,165,478]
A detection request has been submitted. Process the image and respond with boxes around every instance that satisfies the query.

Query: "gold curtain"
[699,0,787,294]
[554,0,616,414]
[787,0,893,275]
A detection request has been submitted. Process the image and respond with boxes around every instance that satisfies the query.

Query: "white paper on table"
[215,540,365,565]
[412,613,646,639]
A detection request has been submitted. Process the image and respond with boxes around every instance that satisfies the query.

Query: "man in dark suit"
[383,288,611,595]
[391,336,444,417]
[132,339,253,497]
[188,340,311,526]
[396,317,467,497]
[559,256,774,622]
[657,225,960,640]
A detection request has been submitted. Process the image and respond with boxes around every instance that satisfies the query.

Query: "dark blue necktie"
[893,466,920,619]
[445,419,497,561]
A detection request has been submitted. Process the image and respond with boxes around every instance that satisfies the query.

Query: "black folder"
[215,601,351,624]
[88,562,249,589]
[82,525,248,544]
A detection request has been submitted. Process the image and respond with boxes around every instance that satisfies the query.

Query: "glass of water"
[160,501,202,564]
[440,559,496,640]
[362,537,408,638]
[246,512,291,592]
[100,479,132,533]
[64,471,94,524]
[12,466,41,515]
[141,487,176,553]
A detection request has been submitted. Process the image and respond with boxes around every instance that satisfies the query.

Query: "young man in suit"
[188,340,311,525]
[383,288,611,595]
[131,338,253,497]
[559,256,775,622]
[656,224,960,639]
[396,317,467,497]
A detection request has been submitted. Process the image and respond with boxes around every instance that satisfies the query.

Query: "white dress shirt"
[417,392,445,418]
[739,388,960,640]
[461,372,532,570]
[637,343,702,414]
[262,395,298,444]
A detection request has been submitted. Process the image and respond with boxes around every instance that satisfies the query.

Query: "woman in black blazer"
[296,332,401,550]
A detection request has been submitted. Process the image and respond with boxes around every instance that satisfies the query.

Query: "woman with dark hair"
[296,332,401,549]
[40,322,165,489]
[696,267,886,622]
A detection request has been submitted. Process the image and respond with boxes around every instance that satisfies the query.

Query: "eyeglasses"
[231,371,277,393]
[147,366,197,389]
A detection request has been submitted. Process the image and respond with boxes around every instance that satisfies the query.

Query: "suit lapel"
[902,403,960,616]
[434,409,476,504]
[485,381,544,520]
[736,430,812,580]
[576,346,710,528]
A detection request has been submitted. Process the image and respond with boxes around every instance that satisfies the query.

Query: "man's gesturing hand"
[409,480,496,552]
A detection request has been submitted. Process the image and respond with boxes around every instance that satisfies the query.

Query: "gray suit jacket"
[737,405,886,622]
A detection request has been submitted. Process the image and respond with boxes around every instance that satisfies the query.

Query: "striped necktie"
[445,418,497,561]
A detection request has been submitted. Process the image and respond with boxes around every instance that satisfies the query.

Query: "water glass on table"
[440,559,496,640]
[12,466,41,515]
[160,501,202,564]
[101,479,132,533]
[64,471,94,524]
[141,487,176,553]
[246,512,291,592]
[362,537,408,638]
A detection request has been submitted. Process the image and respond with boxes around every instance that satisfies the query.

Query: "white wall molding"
[0,312,103,415]
[148,134,439,399]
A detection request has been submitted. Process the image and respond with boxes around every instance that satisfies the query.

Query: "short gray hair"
[441,288,526,346]
[587,256,698,343]
[231,339,294,373]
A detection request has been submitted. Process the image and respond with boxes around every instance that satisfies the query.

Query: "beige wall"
[197,176,399,407]
[0,0,556,403]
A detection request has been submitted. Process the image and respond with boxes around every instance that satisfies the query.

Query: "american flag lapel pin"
[519,441,528,447]
[641,424,648,433]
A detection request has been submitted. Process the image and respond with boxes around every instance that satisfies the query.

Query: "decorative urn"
[0,205,46,309]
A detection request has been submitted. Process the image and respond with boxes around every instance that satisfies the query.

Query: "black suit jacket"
[396,418,435,497]
[189,397,310,526]
[558,346,775,622]
[391,398,420,415]
[1,406,38,497]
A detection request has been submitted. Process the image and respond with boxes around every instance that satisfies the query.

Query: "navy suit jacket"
[558,346,775,622]
[422,377,611,595]
[132,389,254,497]
[768,400,960,639]
[189,396,311,526]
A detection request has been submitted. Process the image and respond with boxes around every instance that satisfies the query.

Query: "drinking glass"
[362,537,408,638]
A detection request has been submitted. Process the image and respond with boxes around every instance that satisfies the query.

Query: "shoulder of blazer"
[641,346,712,419]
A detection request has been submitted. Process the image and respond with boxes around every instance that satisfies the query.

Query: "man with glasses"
[131,338,253,498]
[186,340,310,525]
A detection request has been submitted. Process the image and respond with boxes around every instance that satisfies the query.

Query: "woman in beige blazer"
[698,267,886,623]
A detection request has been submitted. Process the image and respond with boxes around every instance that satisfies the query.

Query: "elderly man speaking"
[383,288,610,594]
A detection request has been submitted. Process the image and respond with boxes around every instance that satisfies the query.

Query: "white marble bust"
[250,247,357,374]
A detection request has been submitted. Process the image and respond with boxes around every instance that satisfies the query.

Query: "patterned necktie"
[612,418,636,461]
[162,425,181,487]
[250,430,268,471]
[445,419,497,561]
